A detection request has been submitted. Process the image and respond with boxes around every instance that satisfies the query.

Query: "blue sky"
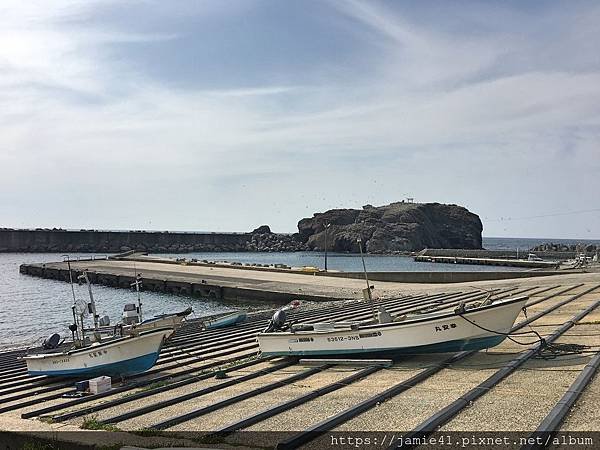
[1,0,599,238]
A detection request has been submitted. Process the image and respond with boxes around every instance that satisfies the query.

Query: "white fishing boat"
[133,306,193,331]
[121,273,192,334]
[122,305,192,333]
[23,327,173,377]
[257,295,529,357]
[22,264,172,377]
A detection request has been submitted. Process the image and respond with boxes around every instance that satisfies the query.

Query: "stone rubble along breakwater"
[531,242,599,254]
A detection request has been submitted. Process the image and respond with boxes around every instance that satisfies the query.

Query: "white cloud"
[0,0,599,237]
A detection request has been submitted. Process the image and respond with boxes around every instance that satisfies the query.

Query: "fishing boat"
[257,295,529,357]
[22,264,172,377]
[131,306,193,332]
[121,272,192,334]
[203,311,247,330]
[23,327,173,377]
[122,305,192,332]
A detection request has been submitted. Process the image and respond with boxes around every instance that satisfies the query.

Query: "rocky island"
[296,202,482,253]
[1,201,483,254]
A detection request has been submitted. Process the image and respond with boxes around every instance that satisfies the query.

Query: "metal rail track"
[521,350,600,450]
[152,286,573,433]
[52,357,288,422]
[209,290,556,439]
[150,364,333,430]
[210,365,384,437]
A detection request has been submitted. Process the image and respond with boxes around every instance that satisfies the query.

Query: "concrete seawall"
[0,229,251,253]
[420,248,577,260]
[320,270,566,283]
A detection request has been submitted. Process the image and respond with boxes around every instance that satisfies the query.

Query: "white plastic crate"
[88,376,111,394]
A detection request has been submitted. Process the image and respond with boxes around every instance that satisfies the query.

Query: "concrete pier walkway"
[19,254,574,303]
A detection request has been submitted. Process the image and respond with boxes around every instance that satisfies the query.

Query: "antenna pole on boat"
[63,255,80,341]
[324,223,331,272]
[132,262,143,322]
[80,271,99,330]
[357,238,376,320]
[63,255,77,305]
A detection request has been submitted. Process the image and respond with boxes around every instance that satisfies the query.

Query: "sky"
[1,0,599,239]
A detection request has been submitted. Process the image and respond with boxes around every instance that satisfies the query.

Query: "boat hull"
[257,296,527,357]
[204,312,247,330]
[24,328,172,377]
[134,315,186,332]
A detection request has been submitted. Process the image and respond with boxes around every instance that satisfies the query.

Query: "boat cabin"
[122,303,141,325]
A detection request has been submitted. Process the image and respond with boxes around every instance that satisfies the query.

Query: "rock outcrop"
[297,202,483,253]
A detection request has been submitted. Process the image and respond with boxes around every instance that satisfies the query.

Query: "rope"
[534,342,589,360]
[457,308,589,359]
[457,308,545,346]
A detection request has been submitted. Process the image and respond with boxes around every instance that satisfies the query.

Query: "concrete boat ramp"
[4,259,600,449]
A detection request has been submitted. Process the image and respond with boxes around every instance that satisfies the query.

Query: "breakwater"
[0,228,304,253]
[419,248,578,260]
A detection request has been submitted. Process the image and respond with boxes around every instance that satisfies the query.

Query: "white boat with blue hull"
[24,327,173,377]
[23,266,174,378]
[257,295,529,357]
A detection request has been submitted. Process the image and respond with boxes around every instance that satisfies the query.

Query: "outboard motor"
[42,333,61,350]
[263,308,288,332]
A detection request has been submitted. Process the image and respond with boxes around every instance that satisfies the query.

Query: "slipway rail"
[210,364,385,437]
[150,364,332,430]
[52,357,288,422]
[521,350,600,450]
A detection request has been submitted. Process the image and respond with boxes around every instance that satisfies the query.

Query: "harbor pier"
[19,254,570,303]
